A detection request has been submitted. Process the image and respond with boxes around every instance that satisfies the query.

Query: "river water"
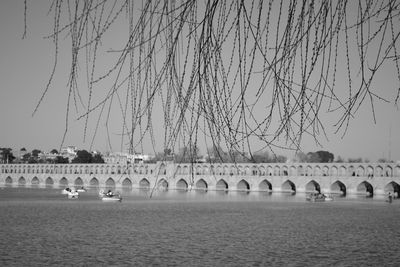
[0,187,399,266]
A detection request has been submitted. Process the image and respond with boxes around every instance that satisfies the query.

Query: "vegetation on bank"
[0,147,394,164]
[0,147,104,164]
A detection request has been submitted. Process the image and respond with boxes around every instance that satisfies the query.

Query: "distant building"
[38,150,60,162]
[60,146,78,162]
[60,146,78,155]
[103,152,153,164]
[127,153,153,164]
[103,152,128,165]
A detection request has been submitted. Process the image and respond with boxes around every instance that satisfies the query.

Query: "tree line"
[146,146,392,164]
[0,147,393,164]
[0,148,104,164]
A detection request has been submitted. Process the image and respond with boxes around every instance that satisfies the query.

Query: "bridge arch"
[282,180,296,193]
[385,166,393,177]
[216,179,228,191]
[90,177,99,188]
[60,177,68,187]
[238,165,244,175]
[331,180,346,196]
[18,176,26,187]
[210,165,215,175]
[195,179,208,191]
[384,181,400,196]
[237,179,250,191]
[349,165,355,176]
[139,166,145,175]
[367,166,374,177]
[176,179,188,190]
[304,165,312,176]
[314,166,321,176]
[159,163,166,175]
[195,165,201,175]
[216,165,223,175]
[244,166,250,176]
[297,165,304,176]
[258,166,265,176]
[45,177,54,188]
[357,181,373,196]
[330,166,338,176]
[31,177,40,187]
[356,166,365,177]
[376,165,384,177]
[266,166,273,176]
[105,178,116,190]
[157,179,168,191]
[139,178,150,189]
[5,176,12,186]
[227,165,233,175]
[258,179,272,191]
[339,166,346,176]
[282,166,288,176]
[396,165,400,176]
[122,178,133,190]
[305,180,321,193]
[320,165,328,176]
[250,165,257,176]
[74,177,84,187]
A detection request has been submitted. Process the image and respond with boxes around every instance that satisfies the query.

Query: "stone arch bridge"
[1,162,400,197]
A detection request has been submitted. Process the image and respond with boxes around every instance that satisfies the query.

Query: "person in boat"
[388,192,393,203]
[106,190,114,197]
[65,187,71,192]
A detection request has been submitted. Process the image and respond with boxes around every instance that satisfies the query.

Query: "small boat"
[67,191,79,199]
[306,192,328,202]
[62,187,74,194]
[62,187,79,199]
[101,195,122,202]
[61,188,70,194]
[76,187,87,193]
[99,190,122,202]
[323,194,334,201]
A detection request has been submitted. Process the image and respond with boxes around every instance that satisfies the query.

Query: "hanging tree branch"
[28,0,400,161]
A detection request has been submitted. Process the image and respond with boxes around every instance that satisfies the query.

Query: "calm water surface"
[0,187,399,266]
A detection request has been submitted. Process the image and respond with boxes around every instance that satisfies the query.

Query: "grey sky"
[0,1,399,162]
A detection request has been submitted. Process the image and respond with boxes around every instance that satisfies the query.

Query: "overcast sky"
[0,1,399,162]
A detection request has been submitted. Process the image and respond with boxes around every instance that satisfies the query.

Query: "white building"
[60,146,78,162]
[103,152,128,165]
[103,152,153,164]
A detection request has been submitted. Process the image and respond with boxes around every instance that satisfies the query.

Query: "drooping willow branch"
[29,0,400,163]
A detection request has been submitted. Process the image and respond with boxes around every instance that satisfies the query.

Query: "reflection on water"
[0,187,399,266]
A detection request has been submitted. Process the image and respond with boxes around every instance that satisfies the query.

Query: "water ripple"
[0,188,399,266]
